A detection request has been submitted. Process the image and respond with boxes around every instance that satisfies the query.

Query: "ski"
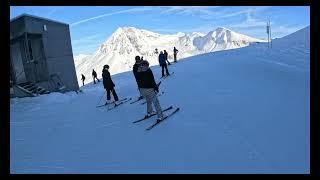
[96,97,127,107]
[140,91,164,105]
[107,98,132,111]
[133,106,173,123]
[130,96,144,104]
[146,107,180,131]
[160,72,174,79]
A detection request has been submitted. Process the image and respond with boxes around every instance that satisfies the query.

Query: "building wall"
[10,17,25,40]
[23,16,79,91]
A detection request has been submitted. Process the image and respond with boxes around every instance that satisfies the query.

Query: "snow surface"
[10,26,309,174]
[74,27,265,86]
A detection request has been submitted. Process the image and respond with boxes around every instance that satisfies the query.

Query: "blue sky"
[10,6,310,56]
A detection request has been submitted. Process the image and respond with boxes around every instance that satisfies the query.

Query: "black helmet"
[104,65,109,69]
[135,56,140,61]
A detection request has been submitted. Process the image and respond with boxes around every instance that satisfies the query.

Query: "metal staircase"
[17,82,50,96]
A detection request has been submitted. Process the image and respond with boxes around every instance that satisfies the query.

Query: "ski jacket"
[174,48,178,54]
[133,63,143,88]
[164,51,168,60]
[137,67,157,89]
[102,69,115,90]
[159,53,166,65]
[92,70,97,77]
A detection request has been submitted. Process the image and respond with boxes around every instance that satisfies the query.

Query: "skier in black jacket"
[137,60,164,122]
[133,56,143,100]
[92,69,100,84]
[163,50,171,65]
[102,65,119,102]
[173,47,179,62]
[81,74,85,86]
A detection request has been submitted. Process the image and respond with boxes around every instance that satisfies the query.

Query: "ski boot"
[156,117,163,123]
[144,112,155,119]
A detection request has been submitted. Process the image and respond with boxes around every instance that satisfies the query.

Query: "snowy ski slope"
[10,26,309,174]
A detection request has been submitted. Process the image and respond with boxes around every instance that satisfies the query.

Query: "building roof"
[10,13,69,26]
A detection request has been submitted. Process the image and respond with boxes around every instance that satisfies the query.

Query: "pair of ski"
[96,97,131,110]
[96,97,127,107]
[107,97,132,111]
[160,72,175,79]
[133,105,180,131]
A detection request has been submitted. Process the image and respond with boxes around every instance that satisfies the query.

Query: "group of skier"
[80,69,100,86]
[81,46,179,123]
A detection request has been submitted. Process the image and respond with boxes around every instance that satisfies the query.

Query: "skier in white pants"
[137,60,164,122]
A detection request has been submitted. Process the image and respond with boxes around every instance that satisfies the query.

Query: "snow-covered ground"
[10,26,309,174]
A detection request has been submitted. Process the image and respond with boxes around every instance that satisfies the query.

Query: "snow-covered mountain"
[74,27,265,85]
[11,26,310,173]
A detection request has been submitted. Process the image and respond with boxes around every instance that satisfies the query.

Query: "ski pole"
[96,91,106,107]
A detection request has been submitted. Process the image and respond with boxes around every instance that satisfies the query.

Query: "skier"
[173,47,179,62]
[154,48,159,55]
[133,56,143,100]
[92,69,100,84]
[163,50,171,65]
[137,60,164,122]
[159,51,170,77]
[81,74,85,86]
[102,65,119,103]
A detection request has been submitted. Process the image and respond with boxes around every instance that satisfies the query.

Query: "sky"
[10,6,310,56]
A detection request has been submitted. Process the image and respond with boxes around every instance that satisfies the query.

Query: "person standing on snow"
[92,69,100,84]
[173,47,179,62]
[159,51,170,77]
[163,50,171,65]
[81,74,85,86]
[102,65,119,103]
[133,56,144,100]
[137,60,164,122]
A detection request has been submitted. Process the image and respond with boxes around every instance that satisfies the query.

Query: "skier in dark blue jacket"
[102,65,119,103]
[159,51,170,77]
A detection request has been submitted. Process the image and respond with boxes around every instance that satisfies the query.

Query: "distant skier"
[137,60,164,122]
[102,65,119,103]
[159,51,170,77]
[173,47,179,62]
[133,56,143,100]
[92,69,100,84]
[163,50,171,65]
[154,48,159,55]
[81,74,85,86]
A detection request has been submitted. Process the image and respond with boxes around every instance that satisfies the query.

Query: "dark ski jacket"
[174,47,178,54]
[133,63,142,88]
[158,53,166,65]
[164,51,168,60]
[92,70,97,77]
[81,75,85,81]
[137,68,157,89]
[102,69,115,90]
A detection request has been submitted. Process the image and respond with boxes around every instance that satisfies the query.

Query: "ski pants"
[161,64,170,77]
[93,76,100,84]
[140,88,163,119]
[106,88,119,101]
[174,53,177,62]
